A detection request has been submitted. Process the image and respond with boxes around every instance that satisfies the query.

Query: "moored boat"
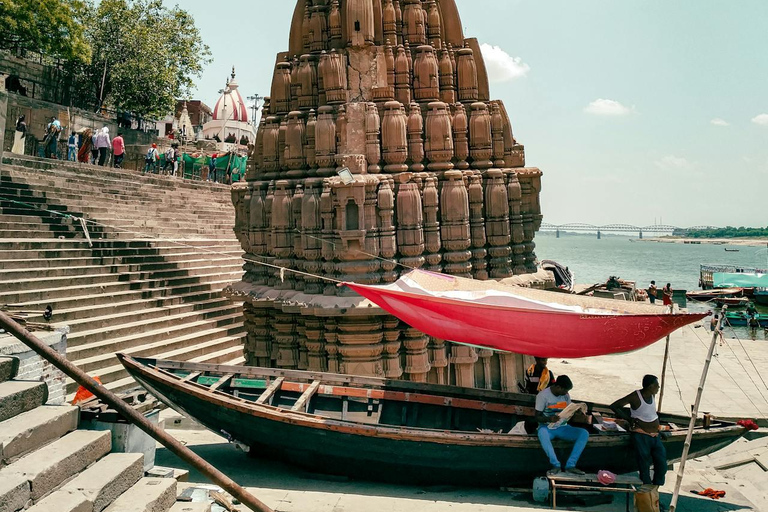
[754,288,768,306]
[119,355,746,486]
[686,288,745,302]
[714,297,750,308]
[724,311,768,328]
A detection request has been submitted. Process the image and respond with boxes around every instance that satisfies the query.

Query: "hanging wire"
[723,319,768,391]
[665,353,688,412]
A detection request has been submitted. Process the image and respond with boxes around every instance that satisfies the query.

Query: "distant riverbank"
[639,237,768,247]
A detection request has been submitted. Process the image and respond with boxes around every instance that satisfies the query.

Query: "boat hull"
[121,356,745,486]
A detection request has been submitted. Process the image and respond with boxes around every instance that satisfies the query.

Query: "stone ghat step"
[102,477,177,512]
[2,155,233,195]
[0,429,112,502]
[0,256,242,280]
[0,405,79,466]
[0,380,48,422]
[66,330,245,394]
[0,356,19,383]
[94,342,246,396]
[0,248,242,269]
[59,453,144,512]
[0,269,243,304]
[67,305,243,353]
[17,288,236,324]
[53,297,238,343]
[4,277,238,312]
[0,263,243,294]
[0,177,234,208]
[0,238,242,252]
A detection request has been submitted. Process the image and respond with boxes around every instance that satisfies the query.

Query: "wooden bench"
[547,473,643,511]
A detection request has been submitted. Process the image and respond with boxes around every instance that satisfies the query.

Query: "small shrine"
[202,67,256,147]
[229,0,545,390]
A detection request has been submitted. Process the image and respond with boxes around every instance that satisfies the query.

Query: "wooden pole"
[668,309,723,512]
[657,304,675,412]
[0,311,274,512]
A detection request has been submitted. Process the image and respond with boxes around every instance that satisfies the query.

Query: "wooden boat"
[714,297,750,308]
[725,311,768,328]
[724,248,740,252]
[119,355,746,486]
[754,288,768,306]
[685,288,744,301]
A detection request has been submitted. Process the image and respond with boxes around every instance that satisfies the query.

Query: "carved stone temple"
[228,0,545,390]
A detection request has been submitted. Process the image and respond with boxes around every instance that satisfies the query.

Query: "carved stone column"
[329,0,342,47]
[383,0,398,44]
[377,179,398,283]
[394,0,404,45]
[382,316,403,378]
[324,319,340,373]
[270,62,292,115]
[290,57,300,113]
[478,349,493,390]
[469,102,493,169]
[428,337,449,385]
[468,173,488,280]
[381,101,409,173]
[407,102,425,172]
[402,0,427,45]
[450,345,477,388]
[426,0,442,48]
[485,169,512,278]
[422,176,441,272]
[301,178,324,294]
[385,41,396,87]
[278,117,288,172]
[297,55,318,110]
[262,117,280,177]
[323,50,348,104]
[305,317,327,372]
[439,46,456,104]
[315,106,337,176]
[296,317,309,370]
[440,170,472,277]
[291,183,305,291]
[491,102,506,168]
[396,181,426,269]
[424,101,454,171]
[457,48,479,102]
[452,102,469,170]
[498,352,523,393]
[243,304,272,366]
[337,316,384,377]
[305,110,317,175]
[394,45,411,105]
[413,45,439,102]
[285,111,306,177]
[346,0,375,47]
[274,312,299,369]
[310,5,329,52]
[403,326,430,382]
[271,181,295,289]
[365,102,382,173]
[507,172,526,275]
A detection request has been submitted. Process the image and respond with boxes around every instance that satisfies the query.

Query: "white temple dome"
[212,68,248,123]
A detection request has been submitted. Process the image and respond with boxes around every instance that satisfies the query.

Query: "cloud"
[583,99,634,116]
[710,118,730,127]
[655,155,692,170]
[751,114,768,125]
[480,43,530,82]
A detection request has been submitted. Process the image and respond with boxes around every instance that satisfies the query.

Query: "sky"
[167,0,768,228]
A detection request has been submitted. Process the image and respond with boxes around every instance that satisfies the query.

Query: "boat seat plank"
[291,380,321,412]
[231,378,268,389]
[181,371,201,382]
[210,373,235,392]
[256,377,284,405]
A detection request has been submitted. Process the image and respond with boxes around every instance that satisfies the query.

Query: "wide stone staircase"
[0,155,246,396]
[0,355,203,512]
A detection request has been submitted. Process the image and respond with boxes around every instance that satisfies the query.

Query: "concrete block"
[169,503,212,512]
[104,477,177,512]
[4,429,111,500]
[62,453,144,512]
[0,356,19,383]
[0,472,30,512]
[0,405,78,463]
[26,490,91,512]
[0,380,48,422]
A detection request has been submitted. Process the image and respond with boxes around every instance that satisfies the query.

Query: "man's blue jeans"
[68,146,77,161]
[537,424,589,469]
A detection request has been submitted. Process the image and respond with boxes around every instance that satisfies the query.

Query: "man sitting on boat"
[535,375,589,476]
[609,375,667,488]
[520,357,555,394]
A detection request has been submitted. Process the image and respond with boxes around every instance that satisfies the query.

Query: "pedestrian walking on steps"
[144,144,160,173]
[209,153,218,182]
[11,115,27,155]
[67,132,78,161]
[94,127,111,166]
[43,117,62,159]
[112,132,125,168]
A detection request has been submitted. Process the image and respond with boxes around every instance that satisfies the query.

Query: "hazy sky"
[169,0,768,228]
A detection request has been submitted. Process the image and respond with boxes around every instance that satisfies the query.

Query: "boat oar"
[0,311,274,512]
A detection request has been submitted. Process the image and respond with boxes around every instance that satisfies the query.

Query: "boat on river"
[686,288,745,302]
[754,288,768,306]
[725,311,768,328]
[714,297,750,308]
[119,354,746,485]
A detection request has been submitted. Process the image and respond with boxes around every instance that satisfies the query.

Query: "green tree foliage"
[70,0,211,119]
[0,0,90,62]
[685,227,768,238]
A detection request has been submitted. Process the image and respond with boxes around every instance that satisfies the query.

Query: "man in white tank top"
[610,375,667,487]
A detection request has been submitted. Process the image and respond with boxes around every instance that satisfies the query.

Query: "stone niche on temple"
[228,0,546,390]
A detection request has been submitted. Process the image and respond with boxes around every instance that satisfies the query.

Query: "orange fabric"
[526,364,551,392]
[71,376,101,405]
[695,488,726,500]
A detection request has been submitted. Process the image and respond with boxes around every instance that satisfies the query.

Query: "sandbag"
[634,486,660,512]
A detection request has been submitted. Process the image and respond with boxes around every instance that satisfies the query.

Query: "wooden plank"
[181,371,201,383]
[256,377,284,405]
[291,380,321,412]
[210,373,234,392]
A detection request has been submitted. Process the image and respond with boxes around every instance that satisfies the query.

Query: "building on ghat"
[228,0,546,390]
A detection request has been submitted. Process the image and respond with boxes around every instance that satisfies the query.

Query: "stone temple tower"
[229,0,544,390]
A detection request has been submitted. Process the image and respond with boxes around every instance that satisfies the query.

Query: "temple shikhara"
[229,0,544,390]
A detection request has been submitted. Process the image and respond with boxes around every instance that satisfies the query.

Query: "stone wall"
[0,327,69,405]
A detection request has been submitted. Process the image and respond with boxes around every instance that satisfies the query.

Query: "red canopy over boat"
[344,270,708,358]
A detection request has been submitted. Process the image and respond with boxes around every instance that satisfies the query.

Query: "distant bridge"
[539,223,719,239]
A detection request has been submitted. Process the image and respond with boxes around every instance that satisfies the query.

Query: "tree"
[0,0,90,62]
[72,0,211,119]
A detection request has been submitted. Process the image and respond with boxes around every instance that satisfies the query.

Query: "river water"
[534,232,768,340]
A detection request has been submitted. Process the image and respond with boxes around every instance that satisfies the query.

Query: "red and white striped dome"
[212,68,248,123]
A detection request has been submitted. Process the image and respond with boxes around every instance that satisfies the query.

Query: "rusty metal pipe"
[0,311,273,512]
